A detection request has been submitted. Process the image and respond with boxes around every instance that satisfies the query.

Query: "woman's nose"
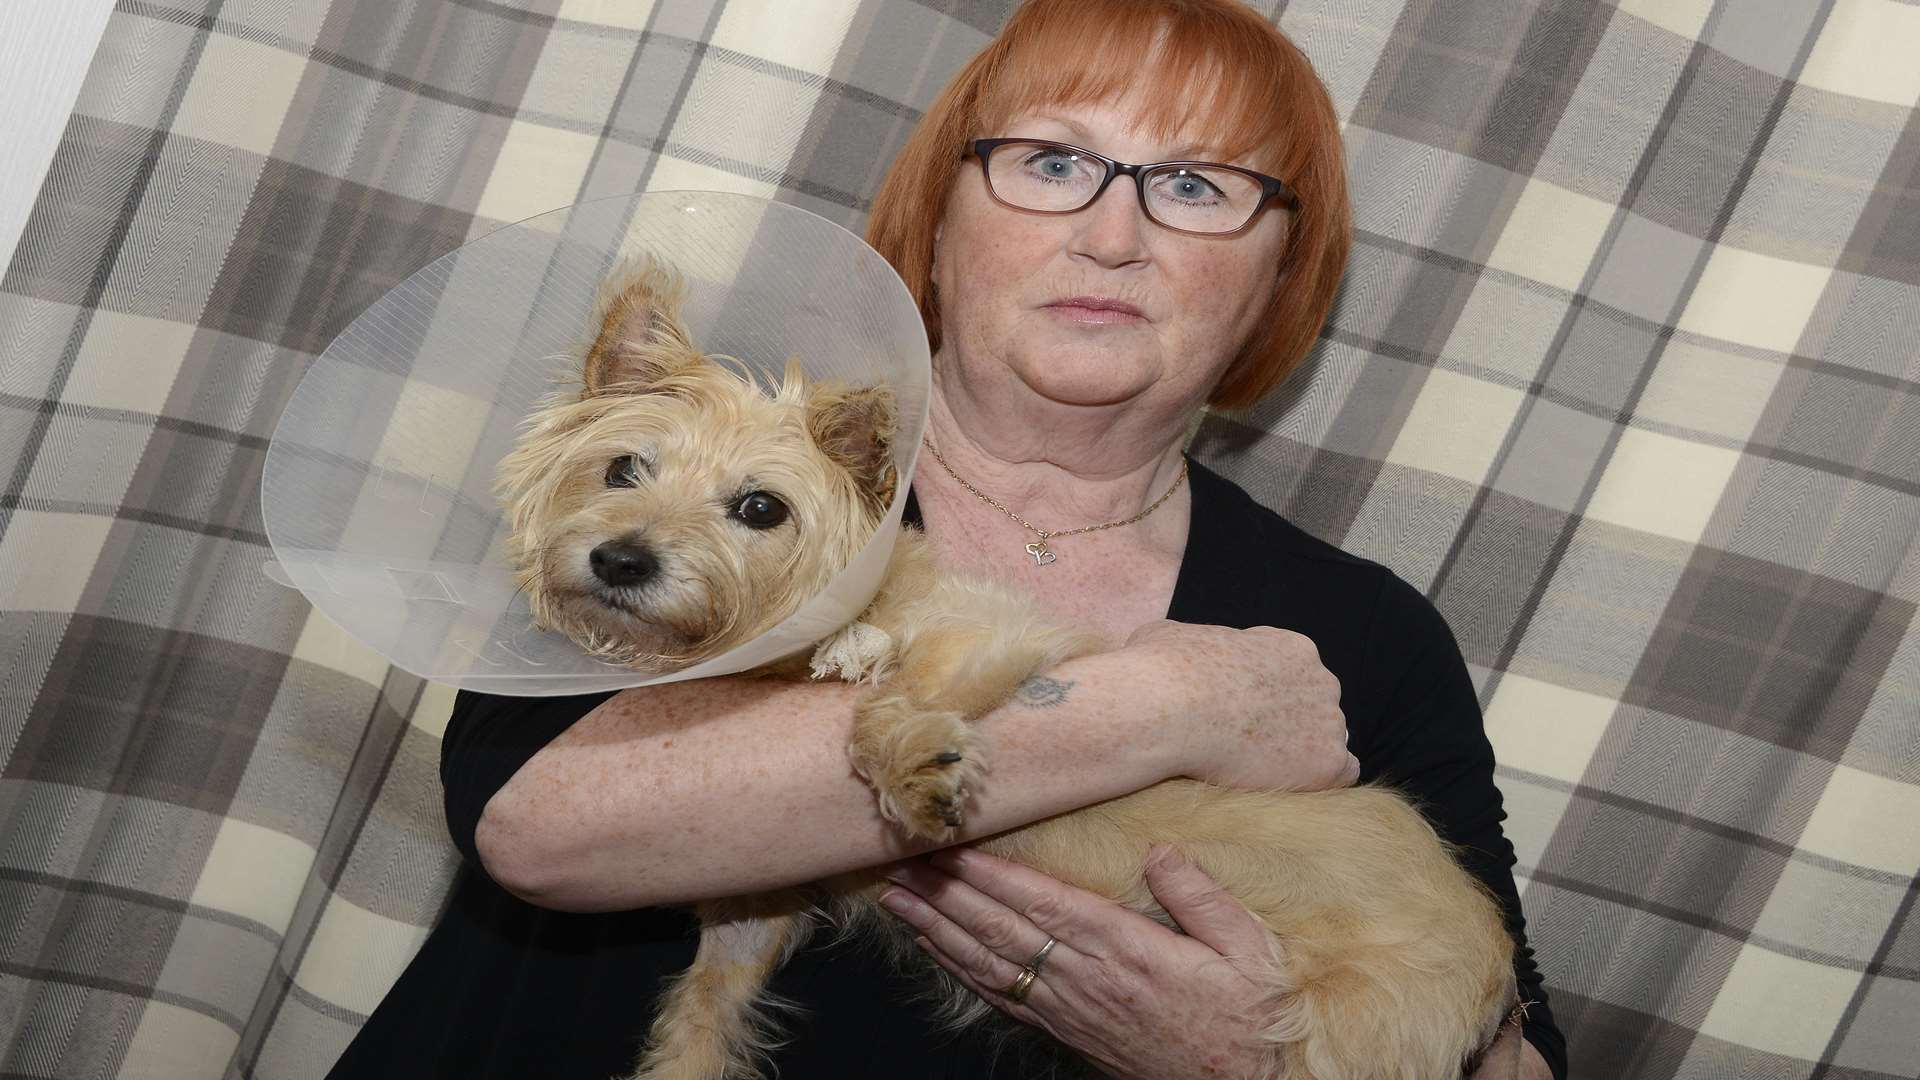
[1067,178,1150,268]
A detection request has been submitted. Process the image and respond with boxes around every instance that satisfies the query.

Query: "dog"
[497,260,1519,1080]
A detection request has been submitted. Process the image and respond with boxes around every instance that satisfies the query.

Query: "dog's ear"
[807,384,899,510]
[583,259,698,396]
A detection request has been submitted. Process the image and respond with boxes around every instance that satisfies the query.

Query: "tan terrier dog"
[498,261,1518,1080]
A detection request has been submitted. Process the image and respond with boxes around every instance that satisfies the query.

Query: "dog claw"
[849,699,981,838]
[930,793,965,827]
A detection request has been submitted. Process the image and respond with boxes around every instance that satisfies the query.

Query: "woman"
[331,1,1564,1077]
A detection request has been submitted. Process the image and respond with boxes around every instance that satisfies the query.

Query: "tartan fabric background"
[0,0,1914,1077]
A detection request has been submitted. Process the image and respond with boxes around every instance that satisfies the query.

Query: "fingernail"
[930,848,966,872]
[878,887,912,914]
[1150,844,1187,870]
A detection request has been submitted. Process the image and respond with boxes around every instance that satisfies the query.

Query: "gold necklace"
[920,436,1189,566]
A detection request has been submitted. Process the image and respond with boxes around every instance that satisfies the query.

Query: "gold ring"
[1027,936,1057,973]
[1001,965,1039,1004]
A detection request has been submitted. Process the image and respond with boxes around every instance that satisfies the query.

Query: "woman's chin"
[1004,343,1161,407]
[1015,365,1158,407]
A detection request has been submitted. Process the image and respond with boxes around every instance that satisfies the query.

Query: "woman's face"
[931,95,1290,413]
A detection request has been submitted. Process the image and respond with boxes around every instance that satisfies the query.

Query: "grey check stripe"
[1498,768,1914,889]
[574,2,670,199]
[1810,871,1920,1078]
[0,868,284,945]
[0,960,248,1033]
[621,4,730,197]
[0,496,267,545]
[279,973,372,1028]
[1524,868,1920,981]
[0,392,271,449]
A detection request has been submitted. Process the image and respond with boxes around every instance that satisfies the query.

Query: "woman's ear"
[582,258,699,396]
[929,222,948,313]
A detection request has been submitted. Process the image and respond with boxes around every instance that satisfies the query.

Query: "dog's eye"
[731,491,789,529]
[605,455,641,488]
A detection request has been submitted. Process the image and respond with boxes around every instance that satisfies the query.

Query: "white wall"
[0,1,118,276]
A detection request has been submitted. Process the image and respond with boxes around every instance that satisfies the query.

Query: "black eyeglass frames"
[969,138,1299,237]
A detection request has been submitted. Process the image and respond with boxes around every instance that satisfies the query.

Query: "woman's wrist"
[991,649,1188,790]
[1093,636,1219,784]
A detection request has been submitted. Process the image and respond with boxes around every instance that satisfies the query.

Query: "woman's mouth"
[1045,296,1146,324]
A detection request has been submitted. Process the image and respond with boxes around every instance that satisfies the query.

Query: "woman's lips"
[1045,296,1145,324]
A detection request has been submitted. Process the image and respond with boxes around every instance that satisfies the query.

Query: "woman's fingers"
[1142,845,1277,963]
[878,863,1083,1025]
[912,846,1125,955]
[878,870,1047,991]
[889,858,1056,956]
[894,846,1273,976]
[909,931,1062,1033]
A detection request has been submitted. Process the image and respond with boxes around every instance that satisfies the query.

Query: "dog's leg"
[809,620,895,683]
[626,894,812,1080]
[850,610,1096,839]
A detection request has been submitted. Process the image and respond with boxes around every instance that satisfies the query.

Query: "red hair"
[865,0,1351,410]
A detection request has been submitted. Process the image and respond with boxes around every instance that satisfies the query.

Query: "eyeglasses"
[969,138,1299,237]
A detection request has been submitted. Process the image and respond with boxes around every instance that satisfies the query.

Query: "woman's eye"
[1023,147,1090,183]
[605,455,642,488]
[1155,170,1224,202]
[731,491,790,529]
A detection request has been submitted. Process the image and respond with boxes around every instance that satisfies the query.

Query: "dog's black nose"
[589,540,658,587]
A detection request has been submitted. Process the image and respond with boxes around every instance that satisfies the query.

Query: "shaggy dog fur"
[498,262,1518,1080]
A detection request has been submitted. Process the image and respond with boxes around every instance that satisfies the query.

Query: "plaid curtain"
[1,1,1914,1077]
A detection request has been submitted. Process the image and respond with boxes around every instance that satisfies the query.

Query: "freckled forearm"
[480,677,894,909]
[478,651,1179,912]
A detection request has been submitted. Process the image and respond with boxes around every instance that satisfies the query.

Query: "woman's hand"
[878,844,1283,1080]
[1468,1022,1554,1079]
[1121,620,1358,792]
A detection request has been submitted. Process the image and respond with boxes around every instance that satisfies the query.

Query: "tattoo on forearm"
[1014,676,1074,708]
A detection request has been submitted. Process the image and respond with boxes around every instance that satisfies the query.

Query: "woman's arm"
[475,624,1355,913]
[1348,574,1565,1076]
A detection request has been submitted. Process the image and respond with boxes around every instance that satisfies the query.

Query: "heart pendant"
[1025,541,1057,566]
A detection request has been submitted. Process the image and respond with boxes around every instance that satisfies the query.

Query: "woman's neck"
[919,375,1196,534]
[910,383,1194,638]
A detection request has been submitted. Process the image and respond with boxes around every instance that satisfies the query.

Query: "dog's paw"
[810,621,894,683]
[849,693,984,840]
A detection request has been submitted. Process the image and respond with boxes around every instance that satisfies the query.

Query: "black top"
[330,460,1567,1079]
